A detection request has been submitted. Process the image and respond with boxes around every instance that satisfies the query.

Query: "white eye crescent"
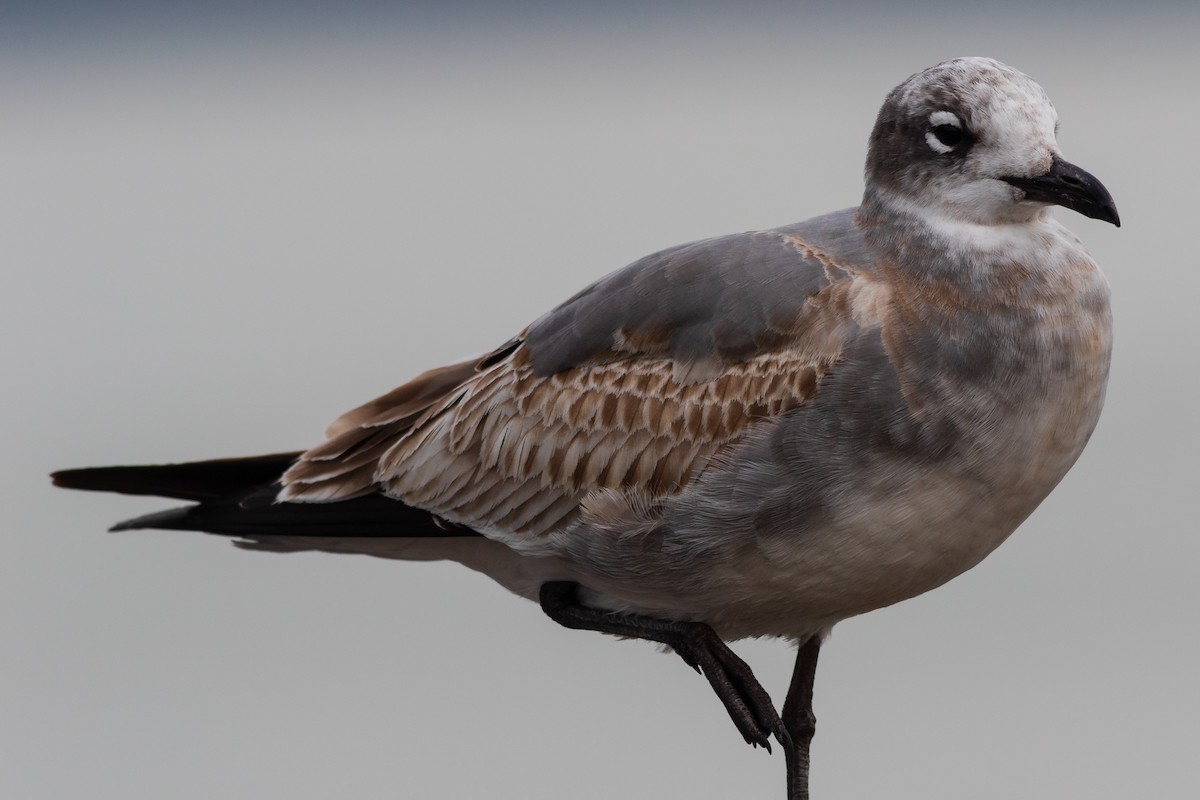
[926,111,965,154]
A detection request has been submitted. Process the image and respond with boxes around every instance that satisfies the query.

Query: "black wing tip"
[55,457,484,540]
[49,453,302,502]
[107,506,197,532]
[51,467,102,490]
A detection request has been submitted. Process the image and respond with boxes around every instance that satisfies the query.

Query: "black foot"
[539,581,785,752]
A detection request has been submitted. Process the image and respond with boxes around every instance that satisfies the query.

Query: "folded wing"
[282,221,876,546]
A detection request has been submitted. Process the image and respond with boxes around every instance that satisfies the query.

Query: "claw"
[676,648,703,674]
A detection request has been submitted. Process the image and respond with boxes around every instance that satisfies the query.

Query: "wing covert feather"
[281,217,881,542]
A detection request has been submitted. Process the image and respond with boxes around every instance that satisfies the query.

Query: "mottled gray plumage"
[267,58,1115,640]
[524,221,840,374]
[53,57,1119,799]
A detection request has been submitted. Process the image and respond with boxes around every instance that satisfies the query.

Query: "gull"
[53,57,1119,799]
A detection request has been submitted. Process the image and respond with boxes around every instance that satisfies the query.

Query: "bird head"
[864,57,1119,228]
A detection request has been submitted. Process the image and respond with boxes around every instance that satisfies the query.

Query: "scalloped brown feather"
[278,262,876,540]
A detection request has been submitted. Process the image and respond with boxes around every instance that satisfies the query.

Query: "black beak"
[1003,154,1120,227]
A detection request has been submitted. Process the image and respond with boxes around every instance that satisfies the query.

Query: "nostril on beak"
[1061,173,1083,186]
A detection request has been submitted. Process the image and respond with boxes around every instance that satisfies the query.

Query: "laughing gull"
[53,57,1119,799]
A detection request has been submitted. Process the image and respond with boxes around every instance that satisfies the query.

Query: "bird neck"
[856,188,1088,308]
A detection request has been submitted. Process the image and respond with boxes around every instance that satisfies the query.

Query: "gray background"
[5,2,1197,798]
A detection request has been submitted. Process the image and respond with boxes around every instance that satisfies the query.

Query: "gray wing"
[525,210,864,376]
[281,209,881,547]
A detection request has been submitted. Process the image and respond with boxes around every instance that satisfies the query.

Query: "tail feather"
[53,453,477,540]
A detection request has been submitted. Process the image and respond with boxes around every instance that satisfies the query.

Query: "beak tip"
[1006,155,1120,229]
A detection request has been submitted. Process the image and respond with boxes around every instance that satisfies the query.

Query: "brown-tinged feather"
[279,228,880,539]
[322,357,479,439]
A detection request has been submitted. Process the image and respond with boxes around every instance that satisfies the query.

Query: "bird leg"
[781,634,821,800]
[539,581,786,752]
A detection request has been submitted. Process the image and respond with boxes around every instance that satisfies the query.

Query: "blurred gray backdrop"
[4,2,1197,798]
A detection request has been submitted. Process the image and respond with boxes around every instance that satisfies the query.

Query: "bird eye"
[931,125,963,148]
[924,111,968,155]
